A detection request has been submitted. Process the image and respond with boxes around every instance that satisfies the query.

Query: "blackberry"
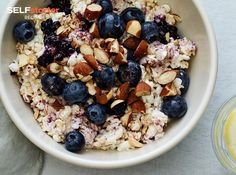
[41,18,61,35]
[38,52,54,67]
[54,52,65,61]
[44,33,60,46]
[58,40,74,56]
[48,0,72,15]
[155,19,180,44]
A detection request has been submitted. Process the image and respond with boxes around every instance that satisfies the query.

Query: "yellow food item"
[224,108,236,161]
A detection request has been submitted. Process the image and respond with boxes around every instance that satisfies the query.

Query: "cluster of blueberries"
[12,0,190,152]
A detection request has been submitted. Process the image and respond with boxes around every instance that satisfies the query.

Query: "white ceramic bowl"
[0,0,217,169]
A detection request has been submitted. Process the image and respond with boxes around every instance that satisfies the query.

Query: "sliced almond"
[95,87,108,104]
[71,38,80,48]
[135,81,151,97]
[160,82,177,97]
[89,23,100,38]
[51,100,64,111]
[105,38,115,43]
[94,48,110,64]
[83,55,101,70]
[47,63,62,73]
[131,100,145,113]
[80,44,94,55]
[127,90,140,105]
[116,82,130,100]
[156,70,178,85]
[96,94,108,104]
[74,62,94,76]
[86,80,96,96]
[133,40,148,60]
[56,26,71,38]
[128,137,144,148]
[120,111,132,126]
[113,52,127,65]
[106,89,114,101]
[111,99,124,109]
[84,3,102,21]
[108,39,119,54]
[119,46,125,54]
[123,37,141,50]
[126,20,142,38]
[80,75,93,82]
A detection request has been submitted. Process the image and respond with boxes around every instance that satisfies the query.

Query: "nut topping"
[73,62,94,76]
[160,82,177,97]
[131,99,145,113]
[94,48,110,64]
[89,23,100,38]
[83,55,101,70]
[135,81,151,97]
[126,20,142,38]
[116,82,130,100]
[133,40,148,59]
[84,3,103,21]
[80,44,94,55]
[156,70,178,85]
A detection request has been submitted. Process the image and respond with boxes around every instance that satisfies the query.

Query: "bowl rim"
[0,0,218,169]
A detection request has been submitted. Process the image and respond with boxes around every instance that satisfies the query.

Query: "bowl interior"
[0,0,217,168]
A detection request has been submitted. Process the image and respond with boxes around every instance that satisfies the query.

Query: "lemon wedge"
[224,108,236,161]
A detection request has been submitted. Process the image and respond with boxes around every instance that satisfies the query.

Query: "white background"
[1,0,235,174]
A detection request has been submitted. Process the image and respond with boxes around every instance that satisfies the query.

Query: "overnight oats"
[9,0,197,152]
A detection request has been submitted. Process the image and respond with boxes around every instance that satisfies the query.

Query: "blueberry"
[117,61,141,87]
[37,51,54,67]
[65,130,85,152]
[120,7,145,23]
[178,69,190,95]
[161,96,188,118]
[110,101,127,116]
[98,12,125,38]
[141,22,159,43]
[41,73,65,96]
[93,66,115,89]
[156,19,180,44]
[86,104,107,125]
[127,49,135,61]
[13,20,36,43]
[97,0,113,14]
[41,18,60,35]
[63,81,89,104]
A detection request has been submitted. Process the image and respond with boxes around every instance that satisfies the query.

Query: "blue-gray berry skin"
[93,66,115,89]
[13,20,36,43]
[178,69,190,95]
[97,0,113,14]
[85,104,107,125]
[161,96,188,118]
[62,81,89,105]
[41,73,65,96]
[117,61,142,87]
[65,131,85,152]
[141,22,159,43]
[120,7,145,23]
[98,12,125,38]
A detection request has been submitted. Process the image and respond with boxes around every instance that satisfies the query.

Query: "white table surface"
[1,0,235,174]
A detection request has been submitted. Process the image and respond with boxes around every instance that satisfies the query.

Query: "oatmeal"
[9,0,196,152]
